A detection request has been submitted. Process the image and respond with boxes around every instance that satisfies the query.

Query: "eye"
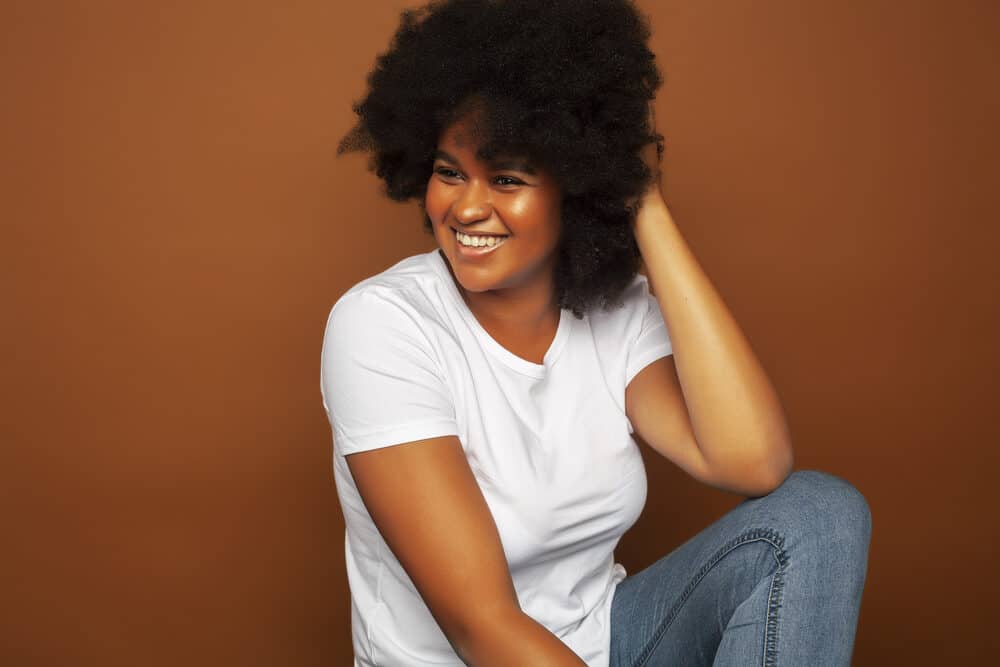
[493,175,524,187]
[434,166,462,180]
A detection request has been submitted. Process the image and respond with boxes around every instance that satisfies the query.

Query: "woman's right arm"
[346,434,587,666]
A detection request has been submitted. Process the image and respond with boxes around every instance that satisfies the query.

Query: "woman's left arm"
[625,137,795,497]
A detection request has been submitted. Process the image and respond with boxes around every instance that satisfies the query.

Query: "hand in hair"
[629,101,667,214]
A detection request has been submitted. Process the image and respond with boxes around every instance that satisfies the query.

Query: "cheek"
[508,196,562,240]
[507,195,547,228]
[424,182,445,223]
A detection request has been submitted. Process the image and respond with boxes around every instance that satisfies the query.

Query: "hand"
[628,102,667,216]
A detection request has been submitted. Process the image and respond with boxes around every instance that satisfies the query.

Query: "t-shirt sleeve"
[320,289,459,456]
[624,277,674,387]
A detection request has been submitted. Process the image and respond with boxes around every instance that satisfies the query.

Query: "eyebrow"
[434,150,537,175]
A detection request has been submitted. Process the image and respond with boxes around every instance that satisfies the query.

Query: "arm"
[346,435,586,666]
[624,117,794,497]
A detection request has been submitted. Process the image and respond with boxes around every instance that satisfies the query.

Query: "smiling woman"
[336,0,660,320]
[426,114,564,331]
[322,1,871,666]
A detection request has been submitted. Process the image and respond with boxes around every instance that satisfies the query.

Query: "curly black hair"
[339,0,663,318]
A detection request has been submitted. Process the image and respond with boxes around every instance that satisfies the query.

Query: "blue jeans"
[609,470,872,666]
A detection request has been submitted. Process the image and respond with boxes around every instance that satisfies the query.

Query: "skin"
[345,106,795,664]
[625,105,794,497]
[425,114,564,363]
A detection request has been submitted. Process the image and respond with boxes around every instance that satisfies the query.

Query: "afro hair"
[339,0,663,318]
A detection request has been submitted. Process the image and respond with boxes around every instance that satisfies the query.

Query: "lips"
[450,226,508,237]
[452,227,508,255]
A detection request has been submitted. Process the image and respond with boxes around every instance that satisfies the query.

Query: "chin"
[439,253,494,292]
[451,267,495,293]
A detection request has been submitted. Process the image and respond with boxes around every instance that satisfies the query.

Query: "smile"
[454,228,508,255]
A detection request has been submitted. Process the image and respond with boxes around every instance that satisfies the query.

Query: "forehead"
[437,115,488,149]
[436,116,531,165]
[435,148,537,177]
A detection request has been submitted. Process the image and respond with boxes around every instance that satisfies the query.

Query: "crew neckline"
[428,249,571,378]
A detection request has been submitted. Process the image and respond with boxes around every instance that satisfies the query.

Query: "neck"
[463,284,559,335]
[439,250,560,333]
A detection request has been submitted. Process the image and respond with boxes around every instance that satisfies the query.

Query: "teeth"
[456,230,507,248]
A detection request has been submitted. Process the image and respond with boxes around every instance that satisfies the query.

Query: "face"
[425,116,563,299]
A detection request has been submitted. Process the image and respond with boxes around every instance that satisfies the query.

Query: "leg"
[609,469,872,667]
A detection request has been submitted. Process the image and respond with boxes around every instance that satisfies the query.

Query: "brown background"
[3,0,998,664]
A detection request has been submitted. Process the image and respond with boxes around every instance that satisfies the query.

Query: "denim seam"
[763,562,785,667]
[634,527,790,667]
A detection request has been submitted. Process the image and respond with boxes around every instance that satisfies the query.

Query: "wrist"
[634,190,672,229]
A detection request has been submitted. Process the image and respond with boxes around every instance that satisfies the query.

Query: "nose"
[453,179,493,225]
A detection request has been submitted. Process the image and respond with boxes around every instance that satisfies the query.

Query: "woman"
[321,1,871,664]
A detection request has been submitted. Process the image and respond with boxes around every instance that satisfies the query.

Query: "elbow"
[709,438,793,498]
[749,441,795,497]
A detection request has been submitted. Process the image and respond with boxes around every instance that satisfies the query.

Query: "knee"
[776,469,872,550]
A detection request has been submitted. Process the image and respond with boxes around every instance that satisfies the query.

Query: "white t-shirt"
[320,249,673,666]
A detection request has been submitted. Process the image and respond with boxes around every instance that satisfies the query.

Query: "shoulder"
[327,251,443,330]
[323,251,458,365]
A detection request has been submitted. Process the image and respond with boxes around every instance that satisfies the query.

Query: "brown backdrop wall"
[3,1,997,664]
